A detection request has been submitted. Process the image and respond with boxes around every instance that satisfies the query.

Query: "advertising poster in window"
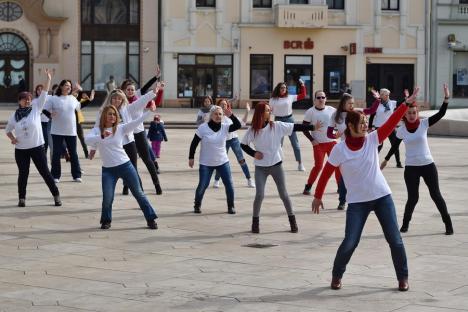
[456,68,468,86]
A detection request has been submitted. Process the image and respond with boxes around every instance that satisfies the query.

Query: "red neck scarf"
[404,118,420,132]
[127,95,138,104]
[345,135,365,151]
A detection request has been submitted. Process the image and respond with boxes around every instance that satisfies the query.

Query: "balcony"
[275,4,328,28]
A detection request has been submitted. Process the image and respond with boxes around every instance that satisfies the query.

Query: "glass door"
[284,55,313,108]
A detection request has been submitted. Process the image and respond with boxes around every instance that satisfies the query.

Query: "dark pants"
[15,146,59,199]
[195,162,234,209]
[76,122,89,158]
[123,141,143,189]
[41,121,50,156]
[51,135,81,180]
[403,163,452,226]
[133,131,160,187]
[378,130,401,165]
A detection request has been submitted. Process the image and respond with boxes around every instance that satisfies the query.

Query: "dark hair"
[335,93,353,124]
[344,110,365,137]
[314,90,326,98]
[18,91,32,102]
[203,96,213,106]
[251,101,273,136]
[120,79,136,91]
[271,82,287,98]
[34,84,44,97]
[54,79,72,96]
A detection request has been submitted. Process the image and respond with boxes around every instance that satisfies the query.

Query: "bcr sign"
[283,38,314,50]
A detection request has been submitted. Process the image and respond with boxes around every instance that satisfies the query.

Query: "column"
[49,28,60,60]
[37,27,48,60]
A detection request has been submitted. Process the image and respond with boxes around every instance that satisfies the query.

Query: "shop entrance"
[366,63,414,105]
[284,55,313,108]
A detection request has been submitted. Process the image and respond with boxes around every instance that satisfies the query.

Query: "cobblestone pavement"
[0,127,467,312]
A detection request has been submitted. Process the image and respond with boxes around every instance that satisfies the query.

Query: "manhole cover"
[243,243,278,248]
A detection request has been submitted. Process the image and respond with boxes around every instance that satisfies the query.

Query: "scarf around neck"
[345,135,365,151]
[404,118,420,132]
[15,106,32,122]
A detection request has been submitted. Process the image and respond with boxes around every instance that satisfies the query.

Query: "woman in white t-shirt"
[381,84,453,235]
[85,105,158,230]
[44,79,82,183]
[312,88,420,292]
[5,69,61,208]
[241,102,315,234]
[189,105,241,214]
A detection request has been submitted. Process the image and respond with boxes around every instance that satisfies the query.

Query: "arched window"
[0,33,27,52]
[0,1,23,22]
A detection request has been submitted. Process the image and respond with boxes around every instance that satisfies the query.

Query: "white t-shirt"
[195,122,231,166]
[328,131,391,203]
[241,121,294,167]
[44,95,81,136]
[33,95,51,122]
[223,116,245,140]
[269,95,298,117]
[373,100,397,128]
[85,111,151,168]
[5,91,48,150]
[303,106,336,143]
[127,91,156,134]
[329,111,347,141]
[396,118,434,166]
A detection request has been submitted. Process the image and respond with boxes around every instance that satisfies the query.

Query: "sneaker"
[73,178,82,183]
[227,206,236,214]
[54,195,62,206]
[147,219,158,230]
[247,178,255,188]
[396,163,403,168]
[298,163,306,171]
[213,180,220,188]
[303,184,312,195]
[18,198,25,207]
[54,178,60,184]
[337,203,346,210]
[100,221,111,230]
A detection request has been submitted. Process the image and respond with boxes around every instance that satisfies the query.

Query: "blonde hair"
[100,89,128,113]
[99,105,120,137]
[209,105,223,120]
[379,88,391,96]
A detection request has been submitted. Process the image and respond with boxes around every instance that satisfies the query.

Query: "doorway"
[366,63,414,105]
[0,33,29,102]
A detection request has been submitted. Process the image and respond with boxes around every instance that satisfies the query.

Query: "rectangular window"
[284,55,313,100]
[177,54,233,99]
[253,0,272,8]
[81,0,139,25]
[196,0,216,7]
[290,0,308,4]
[327,0,344,10]
[381,0,399,10]
[250,54,273,99]
[324,55,347,99]
[453,51,468,98]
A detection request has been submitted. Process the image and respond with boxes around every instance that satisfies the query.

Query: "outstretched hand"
[223,104,233,117]
[405,86,420,104]
[312,198,324,214]
[371,89,380,100]
[443,83,450,99]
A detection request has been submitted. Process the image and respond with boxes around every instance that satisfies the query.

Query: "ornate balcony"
[275,4,328,28]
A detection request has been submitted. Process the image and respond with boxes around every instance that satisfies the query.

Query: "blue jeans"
[215,138,251,181]
[338,177,347,205]
[195,162,234,208]
[274,115,301,163]
[333,194,408,280]
[51,135,81,179]
[101,161,157,223]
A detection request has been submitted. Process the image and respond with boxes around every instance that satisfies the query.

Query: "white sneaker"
[213,180,220,188]
[298,163,306,171]
[247,178,255,188]
[73,178,82,183]
[53,178,60,184]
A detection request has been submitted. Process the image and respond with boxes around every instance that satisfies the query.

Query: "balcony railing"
[451,4,468,19]
[275,4,328,28]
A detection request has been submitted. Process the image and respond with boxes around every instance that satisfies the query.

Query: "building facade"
[430,0,468,108]
[0,0,159,103]
[162,0,429,108]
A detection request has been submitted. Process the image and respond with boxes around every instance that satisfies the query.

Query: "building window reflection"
[453,51,468,98]
[250,54,273,99]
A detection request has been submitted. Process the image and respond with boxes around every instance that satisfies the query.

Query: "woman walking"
[381,84,454,235]
[241,102,315,234]
[85,105,158,230]
[5,69,61,207]
[312,88,420,291]
[189,105,241,214]
[269,80,307,171]
[213,99,254,188]
[43,79,83,183]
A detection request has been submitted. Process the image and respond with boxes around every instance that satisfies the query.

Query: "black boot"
[147,219,158,230]
[400,221,409,233]
[228,206,236,214]
[445,219,454,235]
[154,160,160,174]
[54,195,62,206]
[252,217,259,233]
[288,215,298,233]
[194,202,201,214]
[155,184,162,195]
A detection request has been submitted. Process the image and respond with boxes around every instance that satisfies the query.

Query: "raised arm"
[122,111,153,134]
[428,84,449,127]
[127,89,157,115]
[34,69,52,113]
[363,99,380,115]
[242,102,250,124]
[223,105,241,132]
[140,65,161,95]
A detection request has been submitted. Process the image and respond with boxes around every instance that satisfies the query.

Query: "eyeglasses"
[316,96,326,100]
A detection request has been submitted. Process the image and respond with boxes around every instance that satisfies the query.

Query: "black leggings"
[403,163,451,225]
[133,131,160,187]
[378,130,401,164]
[76,122,89,158]
[123,141,143,189]
[15,146,59,199]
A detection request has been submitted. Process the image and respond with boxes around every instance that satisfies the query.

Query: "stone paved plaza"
[0,121,467,311]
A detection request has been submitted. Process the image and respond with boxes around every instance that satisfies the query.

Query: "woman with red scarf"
[381,84,453,235]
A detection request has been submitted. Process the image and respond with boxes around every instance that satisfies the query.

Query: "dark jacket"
[147,121,167,142]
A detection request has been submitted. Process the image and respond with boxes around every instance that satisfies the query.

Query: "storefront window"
[284,55,312,98]
[453,51,468,98]
[177,54,233,98]
[324,55,346,99]
[250,54,273,99]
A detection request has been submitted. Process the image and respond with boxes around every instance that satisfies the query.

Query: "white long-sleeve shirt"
[85,111,152,168]
[128,91,156,134]
[5,91,48,149]
[43,94,81,136]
